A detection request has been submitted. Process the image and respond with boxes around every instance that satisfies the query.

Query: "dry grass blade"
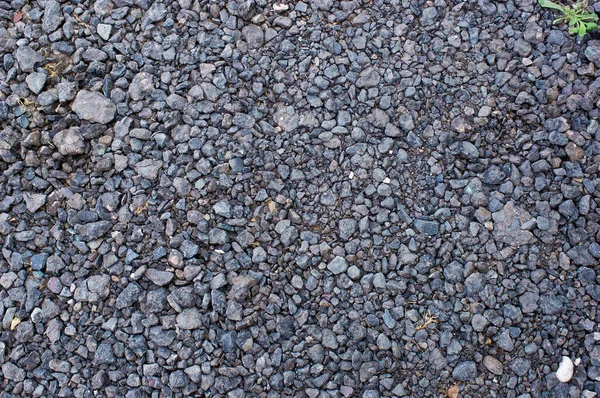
[446,384,459,398]
[17,97,36,112]
[415,312,438,331]
[44,61,62,78]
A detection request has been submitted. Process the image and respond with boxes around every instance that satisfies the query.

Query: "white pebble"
[556,356,574,383]
[273,3,289,11]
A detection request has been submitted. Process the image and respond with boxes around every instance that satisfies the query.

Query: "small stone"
[75,220,112,241]
[169,370,189,388]
[209,228,228,245]
[94,343,116,365]
[483,355,504,375]
[493,201,536,247]
[129,72,154,101]
[339,218,357,240]
[373,273,386,289]
[567,245,595,266]
[130,128,152,139]
[213,201,231,218]
[252,246,267,263]
[347,265,361,280]
[229,275,257,301]
[97,23,112,40]
[519,292,539,314]
[478,106,492,117]
[280,226,298,246]
[142,2,167,27]
[116,283,141,309]
[53,127,86,156]
[146,269,174,286]
[322,328,338,349]
[377,333,391,350]
[385,123,401,137]
[327,256,348,274]
[232,113,255,129]
[356,67,380,88]
[481,165,506,185]
[290,275,303,289]
[242,24,264,49]
[398,113,415,131]
[585,40,600,63]
[413,219,439,236]
[449,141,479,160]
[176,308,202,329]
[57,81,77,102]
[510,357,531,377]
[26,72,47,94]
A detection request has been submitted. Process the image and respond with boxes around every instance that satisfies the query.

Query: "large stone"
[146,269,174,286]
[75,220,112,241]
[0,28,16,52]
[135,159,163,180]
[15,46,45,73]
[42,0,64,33]
[492,201,536,246]
[242,24,264,49]
[421,7,438,26]
[452,361,477,381]
[566,245,595,266]
[22,192,46,212]
[1,363,25,382]
[71,91,116,124]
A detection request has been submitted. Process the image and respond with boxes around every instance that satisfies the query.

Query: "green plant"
[538,0,598,37]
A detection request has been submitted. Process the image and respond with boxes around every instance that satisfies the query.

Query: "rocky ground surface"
[1,0,600,397]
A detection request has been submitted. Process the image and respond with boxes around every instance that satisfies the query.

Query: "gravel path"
[1,0,600,396]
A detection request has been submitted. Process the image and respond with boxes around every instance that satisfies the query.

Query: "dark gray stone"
[452,361,477,381]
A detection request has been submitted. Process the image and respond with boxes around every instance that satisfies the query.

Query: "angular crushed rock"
[0,0,599,396]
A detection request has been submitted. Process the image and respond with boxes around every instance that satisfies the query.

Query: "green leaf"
[538,0,565,11]
[553,16,567,25]
[569,24,578,34]
[578,23,587,37]
[584,22,597,31]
